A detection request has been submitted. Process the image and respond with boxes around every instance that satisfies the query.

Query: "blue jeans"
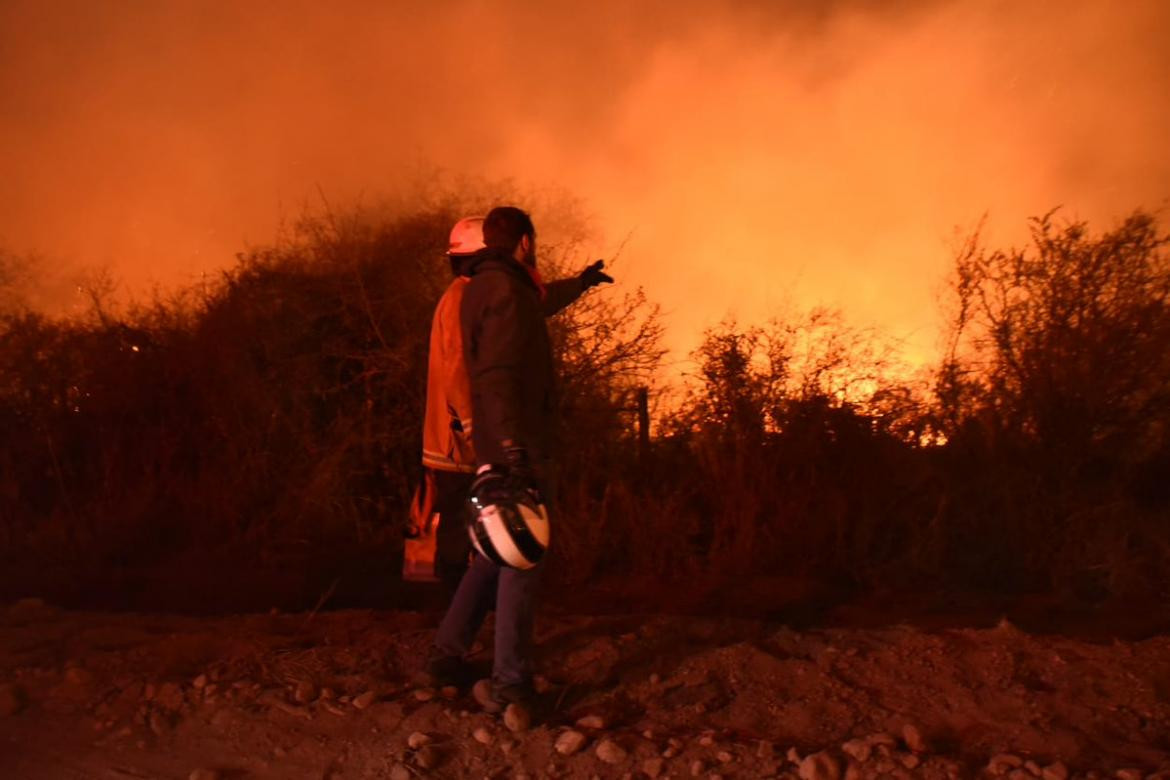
[433,551,541,687]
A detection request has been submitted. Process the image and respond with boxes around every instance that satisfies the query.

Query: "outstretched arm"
[542,277,585,317]
[542,260,614,317]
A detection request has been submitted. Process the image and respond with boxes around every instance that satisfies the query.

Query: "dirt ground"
[2,596,1170,780]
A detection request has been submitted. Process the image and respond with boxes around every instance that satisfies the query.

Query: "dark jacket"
[461,247,567,468]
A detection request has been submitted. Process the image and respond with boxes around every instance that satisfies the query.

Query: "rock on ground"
[642,757,666,778]
[293,680,316,704]
[555,729,588,756]
[799,751,842,780]
[503,702,531,732]
[575,714,606,729]
[1042,762,1070,780]
[989,754,1024,775]
[595,738,628,765]
[841,738,870,763]
[902,723,928,752]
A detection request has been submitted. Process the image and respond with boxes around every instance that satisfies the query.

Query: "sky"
[2,0,1169,367]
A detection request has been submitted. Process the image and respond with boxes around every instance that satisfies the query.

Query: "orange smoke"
[1,0,1168,365]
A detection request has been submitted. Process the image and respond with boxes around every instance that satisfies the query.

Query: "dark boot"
[423,654,476,689]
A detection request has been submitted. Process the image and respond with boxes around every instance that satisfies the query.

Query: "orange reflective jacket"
[422,277,477,473]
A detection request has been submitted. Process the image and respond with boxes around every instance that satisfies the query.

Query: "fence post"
[637,386,650,467]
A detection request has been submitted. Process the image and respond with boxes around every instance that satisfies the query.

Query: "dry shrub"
[554,210,1170,606]
[936,209,1170,597]
[0,201,461,606]
[0,187,666,608]
[646,313,934,589]
[3,202,1168,610]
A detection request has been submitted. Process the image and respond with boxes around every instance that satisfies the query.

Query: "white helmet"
[447,216,486,256]
[467,466,550,570]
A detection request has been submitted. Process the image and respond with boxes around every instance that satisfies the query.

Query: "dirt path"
[2,598,1169,779]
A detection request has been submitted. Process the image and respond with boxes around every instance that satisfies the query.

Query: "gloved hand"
[578,259,614,289]
[503,444,544,505]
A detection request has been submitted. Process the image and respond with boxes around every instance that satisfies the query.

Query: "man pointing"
[419,215,612,596]
[425,206,609,720]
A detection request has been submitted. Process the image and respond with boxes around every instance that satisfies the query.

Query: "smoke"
[2,0,1168,362]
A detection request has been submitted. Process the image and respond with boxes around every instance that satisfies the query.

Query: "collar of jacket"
[465,247,543,293]
[451,254,479,277]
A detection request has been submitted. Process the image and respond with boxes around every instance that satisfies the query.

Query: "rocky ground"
[2,597,1170,780]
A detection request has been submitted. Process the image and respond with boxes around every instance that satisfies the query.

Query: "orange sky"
[2,0,1168,367]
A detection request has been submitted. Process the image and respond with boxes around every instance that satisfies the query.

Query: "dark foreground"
[2,598,1169,780]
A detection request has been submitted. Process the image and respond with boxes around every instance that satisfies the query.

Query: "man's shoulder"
[438,276,470,304]
[464,264,526,301]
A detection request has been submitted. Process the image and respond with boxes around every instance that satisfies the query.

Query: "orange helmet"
[447,216,486,256]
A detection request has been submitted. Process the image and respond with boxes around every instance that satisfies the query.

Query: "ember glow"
[2,0,1168,364]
